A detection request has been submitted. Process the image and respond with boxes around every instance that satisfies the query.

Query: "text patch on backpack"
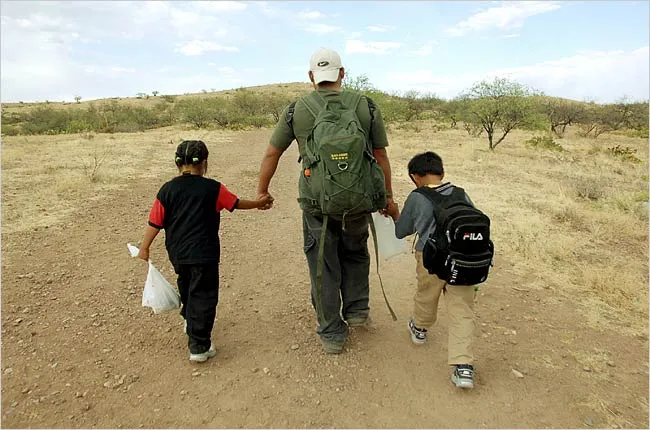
[415,185,494,286]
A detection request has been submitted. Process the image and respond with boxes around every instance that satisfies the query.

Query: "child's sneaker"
[408,318,427,344]
[189,345,216,363]
[451,364,474,389]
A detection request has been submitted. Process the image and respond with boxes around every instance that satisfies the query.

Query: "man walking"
[256,47,396,354]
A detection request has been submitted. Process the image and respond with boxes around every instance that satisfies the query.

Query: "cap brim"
[312,68,340,84]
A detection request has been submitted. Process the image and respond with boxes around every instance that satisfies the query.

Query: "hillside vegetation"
[2,76,648,149]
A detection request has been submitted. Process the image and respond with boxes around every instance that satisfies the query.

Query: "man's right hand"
[258,192,274,210]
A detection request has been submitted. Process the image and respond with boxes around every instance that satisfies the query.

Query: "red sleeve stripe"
[148,198,165,228]
[216,184,239,212]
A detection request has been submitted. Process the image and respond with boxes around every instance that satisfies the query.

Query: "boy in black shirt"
[138,140,272,363]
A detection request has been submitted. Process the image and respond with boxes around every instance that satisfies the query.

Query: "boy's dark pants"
[175,263,219,354]
[302,211,371,345]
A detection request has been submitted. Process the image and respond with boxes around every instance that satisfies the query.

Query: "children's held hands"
[138,247,150,262]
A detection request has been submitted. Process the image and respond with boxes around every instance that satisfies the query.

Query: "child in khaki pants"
[386,151,477,389]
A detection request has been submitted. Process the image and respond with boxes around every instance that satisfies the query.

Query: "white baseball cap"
[309,48,343,84]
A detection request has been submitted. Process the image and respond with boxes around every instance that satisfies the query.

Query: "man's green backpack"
[293,90,397,322]
[297,90,387,221]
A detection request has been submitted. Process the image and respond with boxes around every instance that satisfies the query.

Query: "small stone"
[15,318,23,324]
[584,417,594,427]
[180,390,186,395]
[583,366,592,372]
[511,369,524,378]
[22,388,30,394]
[263,367,270,374]
[511,330,517,335]
[252,368,259,373]
[290,344,299,350]
[103,381,113,388]
[191,371,201,377]
[4,368,13,375]
[22,308,30,314]
[606,361,615,367]
[75,392,83,398]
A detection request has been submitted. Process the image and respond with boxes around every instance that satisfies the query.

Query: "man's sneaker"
[346,315,370,328]
[451,364,474,389]
[189,345,216,363]
[408,318,427,344]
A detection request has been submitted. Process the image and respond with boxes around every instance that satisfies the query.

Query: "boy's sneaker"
[189,345,216,363]
[451,364,474,389]
[408,318,427,344]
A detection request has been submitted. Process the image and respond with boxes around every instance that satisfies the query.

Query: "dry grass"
[1,119,647,336]
[0,128,240,234]
[387,122,648,335]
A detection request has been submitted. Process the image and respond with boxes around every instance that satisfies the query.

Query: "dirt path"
[1,129,648,428]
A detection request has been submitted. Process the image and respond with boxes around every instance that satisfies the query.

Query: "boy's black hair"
[175,140,209,167]
[408,151,444,177]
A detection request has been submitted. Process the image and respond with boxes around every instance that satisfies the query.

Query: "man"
[256,47,396,354]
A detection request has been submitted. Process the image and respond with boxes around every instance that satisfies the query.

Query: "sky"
[1,1,648,104]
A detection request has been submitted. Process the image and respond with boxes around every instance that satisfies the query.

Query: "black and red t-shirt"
[148,173,238,266]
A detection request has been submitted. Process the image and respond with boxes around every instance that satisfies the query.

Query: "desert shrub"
[607,145,641,163]
[525,135,565,151]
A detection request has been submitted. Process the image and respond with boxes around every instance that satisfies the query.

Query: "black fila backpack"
[415,183,494,286]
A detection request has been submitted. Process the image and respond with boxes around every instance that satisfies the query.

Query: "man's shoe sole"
[189,347,217,363]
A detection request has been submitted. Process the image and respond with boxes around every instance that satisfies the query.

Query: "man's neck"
[316,83,342,91]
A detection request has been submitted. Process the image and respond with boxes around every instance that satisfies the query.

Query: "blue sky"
[1,1,648,103]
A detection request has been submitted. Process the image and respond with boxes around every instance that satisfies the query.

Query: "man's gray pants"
[302,211,370,344]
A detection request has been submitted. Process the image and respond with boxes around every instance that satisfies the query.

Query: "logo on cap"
[317,61,329,67]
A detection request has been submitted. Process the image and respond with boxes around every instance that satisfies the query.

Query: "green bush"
[1,124,21,136]
[607,145,641,163]
[525,135,565,152]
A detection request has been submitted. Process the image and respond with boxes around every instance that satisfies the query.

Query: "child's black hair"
[175,140,209,167]
[408,151,444,176]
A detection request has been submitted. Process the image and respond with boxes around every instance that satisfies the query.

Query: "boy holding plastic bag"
[138,140,273,363]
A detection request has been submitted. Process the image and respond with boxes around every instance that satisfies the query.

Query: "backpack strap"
[341,91,363,111]
[301,92,327,119]
[414,184,468,225]
[286,101,296,127]
[368,215,398,321]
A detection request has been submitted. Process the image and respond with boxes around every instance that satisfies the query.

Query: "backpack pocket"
[446,247,493,286]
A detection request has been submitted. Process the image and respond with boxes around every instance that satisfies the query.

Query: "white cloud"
[110,67,136,73]
[384,46,650,103]
[174,40,239,56]
[408,41,438,57]
[297,9,326,20]
[345,39,401,55]
[194,1,247,12]
[304,23,342,34]
[367,25,394,32]
[446,1,561,37]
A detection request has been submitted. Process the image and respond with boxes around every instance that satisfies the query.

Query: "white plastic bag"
[127,243,180,314]
[371,212,408,260]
